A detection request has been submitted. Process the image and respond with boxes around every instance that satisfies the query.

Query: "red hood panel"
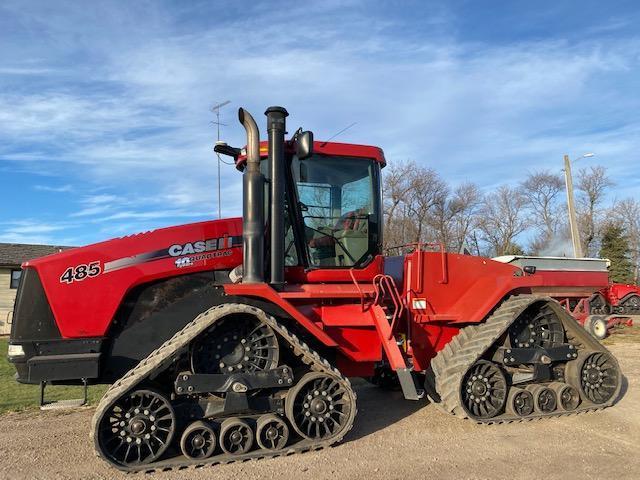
[29,218,243,338]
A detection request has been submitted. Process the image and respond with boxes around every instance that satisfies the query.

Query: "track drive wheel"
[180,421,217,459]
[566,351,620,404]
[286,372,355,441]
[191,315,279,375]
[256,414,289,451]
[219,418,254,455]
[460,361,507,419]
[97,389,176,467]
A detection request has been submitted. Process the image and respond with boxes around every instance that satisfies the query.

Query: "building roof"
[0,243,72,268]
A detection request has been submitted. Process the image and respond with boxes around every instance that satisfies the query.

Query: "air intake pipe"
[265,106,288,287]
[238,107,264,283]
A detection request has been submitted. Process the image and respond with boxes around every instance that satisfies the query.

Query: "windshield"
[291,155,379,267]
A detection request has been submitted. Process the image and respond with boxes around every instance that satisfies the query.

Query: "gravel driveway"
[0,342,637,480]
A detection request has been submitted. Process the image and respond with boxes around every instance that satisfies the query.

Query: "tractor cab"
[216,109,385,284]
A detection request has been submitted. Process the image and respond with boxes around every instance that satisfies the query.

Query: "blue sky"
[1,0,639,246]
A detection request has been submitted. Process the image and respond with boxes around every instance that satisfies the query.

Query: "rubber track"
[431,294,622,423]
[90,303,357,473]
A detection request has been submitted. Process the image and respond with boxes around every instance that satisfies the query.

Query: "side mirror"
[296,130,314,159]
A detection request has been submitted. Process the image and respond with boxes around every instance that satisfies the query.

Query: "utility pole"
[563,153,593,258]
[211,100,231,219]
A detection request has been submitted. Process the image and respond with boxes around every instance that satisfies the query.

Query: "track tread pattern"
[90,303,357,473]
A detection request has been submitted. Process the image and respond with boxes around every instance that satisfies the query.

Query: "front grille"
[10,267,61,341]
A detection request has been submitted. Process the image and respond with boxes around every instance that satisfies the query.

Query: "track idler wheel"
[505,387,534,417]
[286,372,356,441]
[526,384,557,413]
[460,360,507,419]
[549,382,580,411]
[97,389,176,467]
[256,414,289,451]
[219,418,254,455]
[180,421,217,460]
[566,351,620,404]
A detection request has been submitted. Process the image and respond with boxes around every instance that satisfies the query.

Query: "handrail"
[373,274,405,340]
[349,268,365,311]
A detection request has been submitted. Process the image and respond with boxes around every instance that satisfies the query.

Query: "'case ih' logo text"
[168,236,240,257]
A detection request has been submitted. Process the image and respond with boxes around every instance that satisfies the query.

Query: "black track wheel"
[219,418,254,455]
[460,360,507,419]
[97,389,176,467]
[505,387,534,417]
[286,372,355,441]
[191,315,279,375]
[180,421,217,459]
[549,382,580,411]
[256,414,289,451]
[566,351,620,404]
[526,384,557,413]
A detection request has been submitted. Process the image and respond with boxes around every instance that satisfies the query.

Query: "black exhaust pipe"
[265,106,288,286]
[238,108,264,283]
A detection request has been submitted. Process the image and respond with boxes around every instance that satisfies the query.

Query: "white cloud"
[1,1,639,245]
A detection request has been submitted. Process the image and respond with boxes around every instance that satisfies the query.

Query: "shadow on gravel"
[345,379,429,442]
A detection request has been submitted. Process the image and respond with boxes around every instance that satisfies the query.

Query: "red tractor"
[8,106,622,472]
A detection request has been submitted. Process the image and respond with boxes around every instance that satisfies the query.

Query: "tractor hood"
[21,217,243,338]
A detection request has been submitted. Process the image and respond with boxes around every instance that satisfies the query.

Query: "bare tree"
[477,185,529,256]
[576,166,613,256]
[429,182,482,252]
[521,170,566,253]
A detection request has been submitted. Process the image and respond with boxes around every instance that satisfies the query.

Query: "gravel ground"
[0,342,637,480]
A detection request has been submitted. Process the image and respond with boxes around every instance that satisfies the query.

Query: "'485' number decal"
[60,261,101,284]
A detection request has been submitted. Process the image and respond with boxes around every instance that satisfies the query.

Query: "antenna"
[320,122,357,147]
[211,100,231,219]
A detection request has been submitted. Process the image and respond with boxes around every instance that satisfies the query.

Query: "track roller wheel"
[286,372,355,441]
[565,351,620,404]
[219,418,254,455]
[256,414,289,451]
[460,360,507,419]
[585,316,608,341]
[97,389,176,467]
[180,421,217,459]
[525,384,557,413]
[549,382,580,411]
[505,387,534,417]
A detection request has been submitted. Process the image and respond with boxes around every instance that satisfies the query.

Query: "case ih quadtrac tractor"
[8,107,622,472]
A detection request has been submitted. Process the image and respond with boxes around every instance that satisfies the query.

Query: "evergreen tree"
[599,223,634,283]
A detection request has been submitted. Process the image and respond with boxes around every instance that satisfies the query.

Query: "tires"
[585,316,608,341]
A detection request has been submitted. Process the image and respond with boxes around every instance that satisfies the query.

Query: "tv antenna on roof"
[211,100,231,219]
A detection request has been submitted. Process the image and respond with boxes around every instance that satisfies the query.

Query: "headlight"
[7,344,25,358]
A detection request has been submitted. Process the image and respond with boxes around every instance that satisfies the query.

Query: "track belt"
[91,303,357,473]
[431,294,622,423]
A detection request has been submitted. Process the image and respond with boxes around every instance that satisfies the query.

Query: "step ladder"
[39,379,88,410]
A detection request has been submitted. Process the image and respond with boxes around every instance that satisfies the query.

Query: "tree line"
[382,161,639,283]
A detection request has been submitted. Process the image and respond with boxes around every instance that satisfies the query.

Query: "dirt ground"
[0,341,637,480]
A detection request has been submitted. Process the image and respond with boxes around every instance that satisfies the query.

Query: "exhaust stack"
[265,106,288,286]
[238,107,264,283]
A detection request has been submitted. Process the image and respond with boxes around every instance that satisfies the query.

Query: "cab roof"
[235,140,386,170]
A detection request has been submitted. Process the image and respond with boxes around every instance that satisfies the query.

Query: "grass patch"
[0,337,108,414]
